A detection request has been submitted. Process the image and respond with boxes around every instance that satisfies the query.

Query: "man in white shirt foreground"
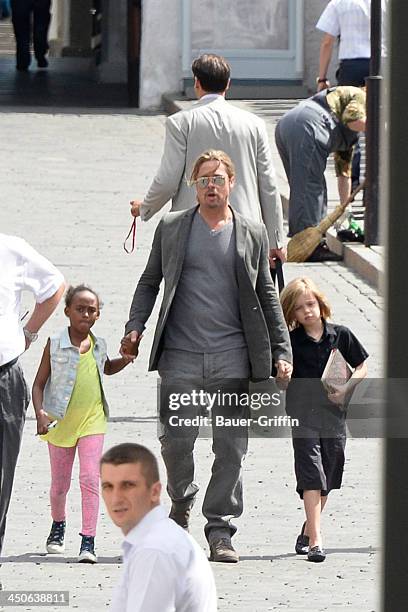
[101,443,217,612]
[0,234,64,578]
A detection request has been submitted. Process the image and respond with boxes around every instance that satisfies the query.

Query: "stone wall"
[139,0,182,108]
[304,0,339,93]
[137,0,341,107]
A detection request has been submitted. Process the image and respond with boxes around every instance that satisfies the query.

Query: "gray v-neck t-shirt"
[163,212,247,353]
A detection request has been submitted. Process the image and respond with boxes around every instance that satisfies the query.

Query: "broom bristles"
[286,182,365,263]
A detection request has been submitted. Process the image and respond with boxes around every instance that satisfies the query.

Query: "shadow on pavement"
[0,553,122,564]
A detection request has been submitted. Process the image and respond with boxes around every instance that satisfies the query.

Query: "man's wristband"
[316,77,328,84]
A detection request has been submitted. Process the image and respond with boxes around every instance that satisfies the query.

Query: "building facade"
[48,0,338,108]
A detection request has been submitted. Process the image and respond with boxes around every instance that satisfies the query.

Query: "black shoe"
[37,57,48,69]
[209,538,239,563]
[308,545,326,562]
[295,522,309,555]
[78,534,97,564]
[169,505,191,531]
[46,520,66,554]
[307,243,342,263]
[337,228,364,243]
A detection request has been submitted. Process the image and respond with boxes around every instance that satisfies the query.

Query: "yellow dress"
[42,337,107,447]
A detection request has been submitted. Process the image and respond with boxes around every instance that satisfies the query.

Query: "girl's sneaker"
[78,534,97,564]
[46,520,66,554]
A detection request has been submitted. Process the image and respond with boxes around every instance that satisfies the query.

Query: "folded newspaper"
[321,348,353,392]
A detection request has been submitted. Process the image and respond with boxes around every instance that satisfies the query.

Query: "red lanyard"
[123,218,136,253]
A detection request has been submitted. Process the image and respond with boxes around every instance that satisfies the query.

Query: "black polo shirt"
[286,321,369,426]
[290,321,368,379]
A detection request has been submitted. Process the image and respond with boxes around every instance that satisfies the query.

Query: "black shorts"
[292,426,346,498]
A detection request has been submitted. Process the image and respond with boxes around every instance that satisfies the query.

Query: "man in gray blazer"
[121,150,292,563]
[130,53,285,264]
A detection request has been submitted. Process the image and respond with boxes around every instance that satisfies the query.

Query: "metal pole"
[364,0,382,246]
[383,1,408,610]
[127,0,141,107]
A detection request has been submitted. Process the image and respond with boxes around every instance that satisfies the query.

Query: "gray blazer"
[140,96,284,249]
[125,207,292,380]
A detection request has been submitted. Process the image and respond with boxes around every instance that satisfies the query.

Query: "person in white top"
[129,53,285,267]
[316,0,372,91]
[101,442,217,612]
[315,0,387,191]
[0,234,64,566]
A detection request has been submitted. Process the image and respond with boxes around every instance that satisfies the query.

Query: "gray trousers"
[0,360,30,555]
[275,100,337,237]
[158,347,250,542]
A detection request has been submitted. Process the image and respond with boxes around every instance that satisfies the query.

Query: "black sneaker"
[209,538,239,563]
[295,522,309,555]
[307,545,326,563]
[37,57,48,69]
[46,520,65,554]
[306,243,342,263]
[78,534,97,564]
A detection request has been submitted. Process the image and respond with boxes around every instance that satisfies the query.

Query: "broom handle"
[316,180,366,234]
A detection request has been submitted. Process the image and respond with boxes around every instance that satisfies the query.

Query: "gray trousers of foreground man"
[158,347,250,543]
[0,361,30,554]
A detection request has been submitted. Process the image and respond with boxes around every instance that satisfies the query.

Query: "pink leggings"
[48,434,104,537]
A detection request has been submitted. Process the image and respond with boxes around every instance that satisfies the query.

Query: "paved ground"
[0,109,382,612]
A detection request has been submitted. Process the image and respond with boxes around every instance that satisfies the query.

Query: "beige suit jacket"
[140,95,284,249]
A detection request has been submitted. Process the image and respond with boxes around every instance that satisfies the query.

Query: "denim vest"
[43,328,109,419]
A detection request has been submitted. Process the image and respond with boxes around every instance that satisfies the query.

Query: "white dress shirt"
[317,0,388,58]
[0,234,64,365]
[109,505,217,612]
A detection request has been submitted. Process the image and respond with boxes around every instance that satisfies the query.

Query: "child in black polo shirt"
[280,277,368,563]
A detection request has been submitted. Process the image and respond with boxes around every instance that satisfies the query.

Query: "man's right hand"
[120,331,142,357]
[130,199,142,218]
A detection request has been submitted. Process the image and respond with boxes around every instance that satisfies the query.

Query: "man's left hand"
[130,199,142,218]
[269,247,286,268]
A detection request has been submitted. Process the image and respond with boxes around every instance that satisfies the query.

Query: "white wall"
[137,0,340,107]
[304,0,339,92]
[139,0,182,108]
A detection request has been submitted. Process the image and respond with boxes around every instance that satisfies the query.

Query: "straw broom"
[287,182,365,263]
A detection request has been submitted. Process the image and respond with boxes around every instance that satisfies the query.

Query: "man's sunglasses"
[194,175,226,188]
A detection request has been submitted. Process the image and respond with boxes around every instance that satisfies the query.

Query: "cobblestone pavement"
[0,109,382,612]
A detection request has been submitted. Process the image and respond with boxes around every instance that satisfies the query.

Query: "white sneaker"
[78,534,97,564]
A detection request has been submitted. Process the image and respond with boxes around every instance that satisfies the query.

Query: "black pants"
[11,0,51,68]
[0,360,30,554]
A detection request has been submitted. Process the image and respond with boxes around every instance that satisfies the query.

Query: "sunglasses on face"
[194,175,227,188]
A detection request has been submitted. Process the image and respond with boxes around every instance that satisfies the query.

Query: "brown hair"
[192,53,230,93]
[100,443,159,487]
[189,149,235,184]
[280,277,332,330]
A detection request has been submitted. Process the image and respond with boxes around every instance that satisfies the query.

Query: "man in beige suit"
[130,53,285,263]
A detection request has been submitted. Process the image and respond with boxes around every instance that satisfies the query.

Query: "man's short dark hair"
[192,53,230,93]
[100,443,160,487]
